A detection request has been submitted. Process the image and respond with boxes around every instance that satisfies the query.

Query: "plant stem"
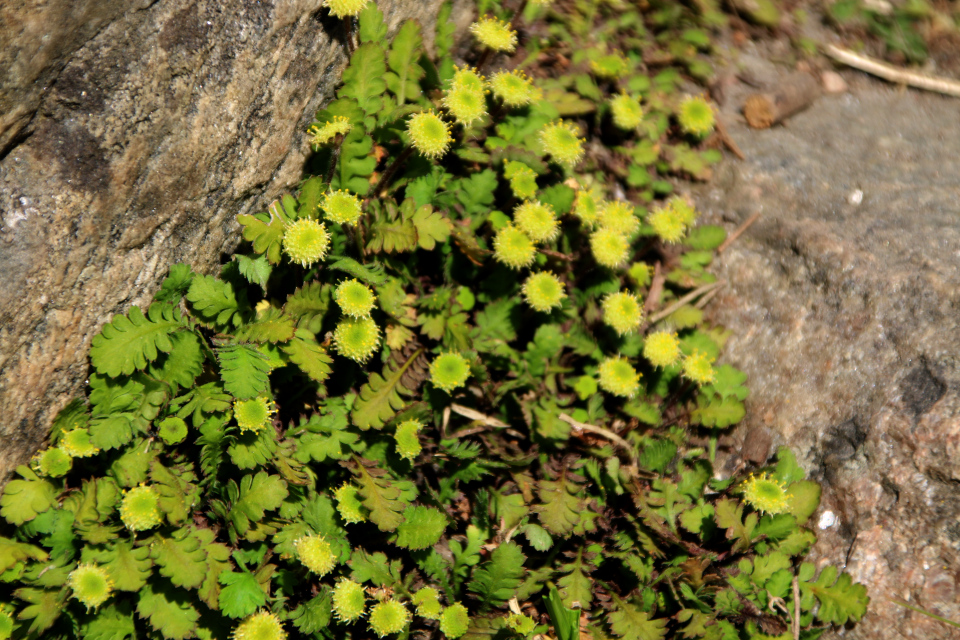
[374,146,415,197]
[325,134,345,186]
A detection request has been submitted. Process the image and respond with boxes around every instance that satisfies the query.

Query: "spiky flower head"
[120,484,163,531]
[493,224,536,270]
[682,350,716,385]
[469,16,517,53]
[233,610,287,640]
[68,563,113,611]
[158,416,189,445]
[666,195,698,228]
[513,201,559,243]
[430,352,471,393]
[677,95,715,137]
[598,356,642,398]
[451,66,486,93]
[334,317,381,363]
[394,419,423,461]
[33,447,72,477]
[283,218,330,267]
[412,587,442,620]
[590,52,630,79]
[573,187,605,227]
[370,600,411,637]
[741,472,791,515]
[647,203,687,244]
[599,201,640,236]
[294,534,337,576]
[407,111,453,159]
[439,603,470,639]
[643,331,681,368]
[308,116,353,146]
[627,262,653,287]
[504,161,538,200]
[334,483,367,524]
[335,279,377,318]
[444,85,488,126]
[522,272,566,312]
[610,93,644,130]
[59,428,99,458]
[590,228,630,269]
[602,292,643,335]
[333,579,367,622]
[540,120,584,166]
[322,0,369,18]
[234,397,277,434]
[507,614,537,636]
[321,190,363,226]
[489,69,540,107]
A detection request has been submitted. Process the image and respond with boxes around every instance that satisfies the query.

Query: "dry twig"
[647,280,726,325]
[559,413,637,466]
[717,211,761,254]
[823,44,960,98]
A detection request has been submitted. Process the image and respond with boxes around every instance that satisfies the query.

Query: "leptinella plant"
[0,2,868,640]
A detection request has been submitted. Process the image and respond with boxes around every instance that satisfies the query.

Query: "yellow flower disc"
[369,599,411,637]
[333,579,367,622]
[522,271,566,312]
[513,201,559,243]
[599,201,640,236]
[489,69,540,107]
[120,484,163,531]
[234,610,287,640]
[451,67,486,94]
[407,111,453,159]
[667,195,698,227]
[443,85,488,126]
[643,331,681,368]
[413,587,442,620]
[493,225,536,270]
[469,16,517,52]
[34,447,72,477]
[430,352,471,393]
[610,93,643,130]
[294,534,337,576]
[322,0,369,18]
[682,350,716,385]
[647,204,687,244]
[678,95,715,137]
[334,317,381,363]
[283,218,330,267]
[741,472,791,515]
[573,187,605,227]
[504,160,538,200]
[395,419,423,461]
[321,190,363,226]
[540,120,584,166]
[335,279,377,318]
[590,228,630,269]
[68,563,114,611]
[601,292,643,335]
[598,356,642,398]
[308,116,353,145]
[439,603,470,639]
[60,428,100,458]
[234,397,277,434]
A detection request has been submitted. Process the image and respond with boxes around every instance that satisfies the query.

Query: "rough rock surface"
[0,0,471,480]
[703,73,960,639]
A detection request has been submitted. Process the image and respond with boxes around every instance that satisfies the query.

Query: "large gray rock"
[703,75,960,639]
[0,0,470,480]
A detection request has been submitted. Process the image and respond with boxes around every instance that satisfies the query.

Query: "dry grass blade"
[824,44,960,98]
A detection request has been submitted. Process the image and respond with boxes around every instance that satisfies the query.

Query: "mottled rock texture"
[0,0,470,480]
[704,75,960,639]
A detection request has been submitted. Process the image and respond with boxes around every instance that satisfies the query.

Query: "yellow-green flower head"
[627,262,653,287]
[522,271,566,312]
[507,613,537,636]
[610,93,644,130]
[120,484,163,531]
[489,69,540,107]
[394,419,423,461]
[666,195,698,227]
[451,66,486,93]
[573,187,605,227]
[321,190,363,226]
[602,292,643,335]
[334,483,367,524]
[443,85,488,126]
[513,200,559,243]
[59,428,99,458]
[283,218,331,267]
[439,603,470,639]
[677,95,715,137]
[647,203,687,244]
[234,397,277,434]
[504,160,538,200]
[33,447,72,477]
[682,350,716,385]
[598,356,642,398]
[68,563,113,611]
[430,352,471,393]
[741,472,791,515]
[590,228,630,269]
[158,416,189,445]
[322,0,369,18]
[540,120,584,166]
[643,331,681,368]
[334,316,381,363]
[493,224,536,270]
[335,279,377,318]
[407,111,453,159]
[599,201,640,236]
[294,534,337,576]
[333,579,367,622]
[469,16,517,53]
[233,610,287,640]
[590,52,630,80]
[308,116,353,146]
[369,599,411,637]
[412,587,442,620]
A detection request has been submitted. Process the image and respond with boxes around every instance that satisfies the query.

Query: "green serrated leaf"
[358,3,387,43]
[154,264,195,304]
[187,274,247,329]
[79,600,136,640]
[340,43,387,116]
[608,594,667,640]
[786,480,821,525]
[228,472,288,537]
[291,590,333,634]
[217,345,271,400]
[137,580,200,640]
[352,348,425,429]
[0,466,58,525]
[90,304,183,377]
[802,566,869,625]
[412,205,452,250]
[327,256,388,286]
[235,254,273,290]
[236,307,295,343]
[468,541,526,609]
[385,20,425,104]
[395,505,447,550]
[281,329,333,384]
[238,201,288,264]
[690,395,745,428]
[218,570,266,619]
[352,460,409,532]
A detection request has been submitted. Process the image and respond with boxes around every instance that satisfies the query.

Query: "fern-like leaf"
[385,21,425,104]
[149,526,208,589]
[235,307,296,343]
[90,303,184,377]
[351,458,408,532]
[351,348,425,429]
[800,564,869,625]
[339,43,387,116]
[607,594,668,640]
[281,329,333,384]
[467,541,526,610]
[217,345,271,400]
[395,505,447,550]
[187,274,246,329]
[237,200,289,264]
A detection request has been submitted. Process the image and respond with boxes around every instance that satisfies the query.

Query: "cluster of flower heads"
[332,279,382,364]
[30,425,100,478]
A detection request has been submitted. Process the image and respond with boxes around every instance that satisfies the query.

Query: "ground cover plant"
[0,1,868,639]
